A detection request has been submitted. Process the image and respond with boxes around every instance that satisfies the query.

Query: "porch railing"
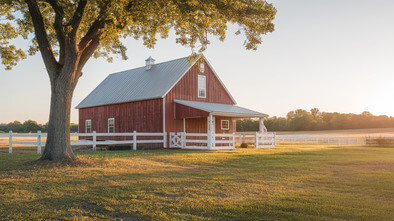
[169,132,235,149]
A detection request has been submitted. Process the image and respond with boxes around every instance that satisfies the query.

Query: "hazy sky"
[1,0,394,124]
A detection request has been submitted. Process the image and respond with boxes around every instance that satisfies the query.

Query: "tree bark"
[40,66,79,161]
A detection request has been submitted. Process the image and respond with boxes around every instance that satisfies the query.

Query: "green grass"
[0,145,393,220]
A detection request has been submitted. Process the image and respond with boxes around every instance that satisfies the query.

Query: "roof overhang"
[174,100,268,119]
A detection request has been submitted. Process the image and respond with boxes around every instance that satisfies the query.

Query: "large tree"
[1,0,276,161]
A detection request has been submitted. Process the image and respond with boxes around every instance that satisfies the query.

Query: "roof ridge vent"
[145,56,155,70]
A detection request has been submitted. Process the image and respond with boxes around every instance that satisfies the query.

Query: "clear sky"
[1,0,394,124]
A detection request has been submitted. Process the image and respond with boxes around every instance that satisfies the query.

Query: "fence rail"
[169,132,236,149]
[2,131,167,153]
[235,132,394,145]
[275,135,365,145]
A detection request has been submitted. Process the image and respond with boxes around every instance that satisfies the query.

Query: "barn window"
[85,120,91,133]
[108,118,115,133]
[198,75,206,98]
[221,120,229,130]
[199,62,205,73]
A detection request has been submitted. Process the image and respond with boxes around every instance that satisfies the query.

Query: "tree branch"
[78,19,105,52]
[69,0,87,39]
[25,0,59,74]
[77,22,104,74]
[44,0,66,65]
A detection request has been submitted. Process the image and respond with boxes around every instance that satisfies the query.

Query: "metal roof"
[76,56,194,109]
[174,100,268,117]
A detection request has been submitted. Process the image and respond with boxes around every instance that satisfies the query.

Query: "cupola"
[145,56,155,70]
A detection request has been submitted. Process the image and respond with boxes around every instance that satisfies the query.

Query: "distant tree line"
[0,121,78,133]
[237,108,394,132]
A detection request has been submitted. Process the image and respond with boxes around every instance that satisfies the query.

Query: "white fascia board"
[203,55,237,105]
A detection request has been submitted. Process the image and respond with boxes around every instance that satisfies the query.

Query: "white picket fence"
[235,132,276,148]
[1,131,167,154]
[275,135,366,145]
[235,132,385,145]
[169,132,236,149]
[169,132,276,149]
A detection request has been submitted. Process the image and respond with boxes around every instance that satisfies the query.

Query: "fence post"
[133,131,137,150]
[92,131,96,151]
[163,132,167,148]
[9,131,12,153]
[232,133,235,149]
[275,133,277,147]
[255,132,258,148]
[37,130,41,154]
[182,132,185,148]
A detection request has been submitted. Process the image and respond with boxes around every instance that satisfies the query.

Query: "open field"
[275,127,394,137]
[0,145,393,220]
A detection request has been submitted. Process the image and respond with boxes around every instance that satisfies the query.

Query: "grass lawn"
[0,145,393,220]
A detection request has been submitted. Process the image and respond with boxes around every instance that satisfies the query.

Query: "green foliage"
[0,0,276,70]
[236,118,259,131]
[70,123,78,133]
[0,120,77,133]
[237,108,394,132]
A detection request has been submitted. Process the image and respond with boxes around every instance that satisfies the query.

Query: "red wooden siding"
[182,117,235,134]
[175,103,210,119]
[215,116,234,134]
[78,98,163,134]
[165,60,235,133]
[183,118,208,133]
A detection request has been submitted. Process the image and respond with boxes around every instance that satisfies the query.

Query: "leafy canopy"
[0,0,276,70]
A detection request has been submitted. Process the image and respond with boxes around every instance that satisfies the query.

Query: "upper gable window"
[198,75,206,98]
[199,62,205,73]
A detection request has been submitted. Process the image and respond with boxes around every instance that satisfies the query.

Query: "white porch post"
[259,117,267,133]
[207,114,215,149]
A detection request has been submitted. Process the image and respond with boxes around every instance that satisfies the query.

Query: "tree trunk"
[40,67,78,161]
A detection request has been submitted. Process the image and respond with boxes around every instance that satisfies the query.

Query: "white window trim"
[108,118,115,133]
[221,120,230,130]
[85,120,91,133]
[198,75,206,98]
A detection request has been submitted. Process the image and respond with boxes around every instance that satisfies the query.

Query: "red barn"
[76,55,268,148]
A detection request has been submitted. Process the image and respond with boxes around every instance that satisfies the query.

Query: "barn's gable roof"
[76,55,236,109]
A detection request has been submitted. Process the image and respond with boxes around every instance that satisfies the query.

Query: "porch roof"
[174,100,268,118]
